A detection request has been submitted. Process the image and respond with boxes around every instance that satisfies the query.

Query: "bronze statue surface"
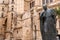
[40,4,57,40]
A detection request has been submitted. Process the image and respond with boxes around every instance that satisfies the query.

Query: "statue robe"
[40,9,57,40]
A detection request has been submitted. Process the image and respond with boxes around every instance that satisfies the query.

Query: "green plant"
[54,7,60,15]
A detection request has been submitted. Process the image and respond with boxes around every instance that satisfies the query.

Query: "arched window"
[11,5,14,11]
[17,30,18,34]
[1,13,3,17]
[0,13,3,18]
[30,1,35,8]
[42,0,45,4]
[2,7,4,11]
[11,0,14,3]
[42,0,53,5]
[46,0,49,4]
[11,13,13,19]
[12,8,14,11]
[50,0,53,3]
[3,1,4,4]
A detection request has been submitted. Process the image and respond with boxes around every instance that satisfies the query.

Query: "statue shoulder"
[47,8,54,11]
[40,11,44,17]
[50,9,56,15]
[49,9,55,12]
[50,9,54,11]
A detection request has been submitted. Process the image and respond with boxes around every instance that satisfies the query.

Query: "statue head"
[43,4,47,11]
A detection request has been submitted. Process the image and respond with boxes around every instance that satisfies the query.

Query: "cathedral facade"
[0,0,60,40]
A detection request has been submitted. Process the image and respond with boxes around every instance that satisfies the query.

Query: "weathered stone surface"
[0,0,60,40]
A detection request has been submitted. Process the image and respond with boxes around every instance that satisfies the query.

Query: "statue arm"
[51,9,57,34]
[51,9,56,24]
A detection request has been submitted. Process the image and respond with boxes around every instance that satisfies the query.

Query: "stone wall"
[0,0,60,40]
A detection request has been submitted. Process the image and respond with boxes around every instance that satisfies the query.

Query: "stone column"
[33,9,42,40]
[22,11,33,40]
[16,0,24,14]
[0,18,4,40]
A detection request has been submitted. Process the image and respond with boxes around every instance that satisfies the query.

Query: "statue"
[40,4,57,40]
